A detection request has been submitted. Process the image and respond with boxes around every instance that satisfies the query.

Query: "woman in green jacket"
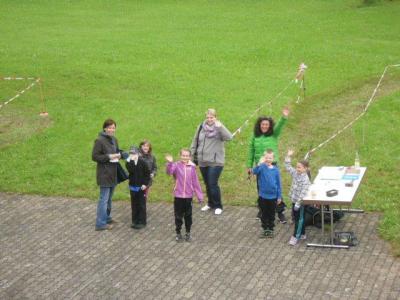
[247,107,289,221]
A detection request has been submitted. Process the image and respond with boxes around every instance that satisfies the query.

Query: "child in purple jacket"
[166,148,203,242]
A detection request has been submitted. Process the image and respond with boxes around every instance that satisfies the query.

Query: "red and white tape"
[304,64,400,160]
[2,77,36,81]
[0,77,40,110]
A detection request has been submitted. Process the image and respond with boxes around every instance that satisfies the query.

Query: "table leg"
[307,205,349,249]
[321,205,324,241]
[330,208,334,244]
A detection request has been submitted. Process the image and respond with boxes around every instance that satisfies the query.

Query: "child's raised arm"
[165,154,177,175]
[284,149,296,176]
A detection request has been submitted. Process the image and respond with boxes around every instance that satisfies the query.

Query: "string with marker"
[304,64,400,160]
[232,63,307,138]
[0,76,48,115]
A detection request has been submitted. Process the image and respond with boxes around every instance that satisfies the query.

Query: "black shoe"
[133,224,146,230]
[278,213,287,224]
[176,233,183,242]
[259,230,268,239]
[95,224,113,231]
[185,232,192,242]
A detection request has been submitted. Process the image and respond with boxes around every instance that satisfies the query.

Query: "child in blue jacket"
[252,149,282,238]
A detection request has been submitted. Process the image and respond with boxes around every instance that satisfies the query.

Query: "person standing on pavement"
[252,150,282,238]
[247,106,289,223]
[191,108,233,215]
[92,119,123,231]
[165,149,203,242]
[126,146,151,229]
[284,149,311,246]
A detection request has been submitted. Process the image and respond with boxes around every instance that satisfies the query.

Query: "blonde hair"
[205,108,217,117]
[180,148,191,156]
[258,149,274,164]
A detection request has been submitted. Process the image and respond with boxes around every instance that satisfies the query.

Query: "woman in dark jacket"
[92,119,122,231]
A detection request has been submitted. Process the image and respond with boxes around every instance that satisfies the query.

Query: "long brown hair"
[139,140,152,154]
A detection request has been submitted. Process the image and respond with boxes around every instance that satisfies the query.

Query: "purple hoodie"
[166,161,203,201]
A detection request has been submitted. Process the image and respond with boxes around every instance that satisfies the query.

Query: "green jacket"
[246,117,287,167]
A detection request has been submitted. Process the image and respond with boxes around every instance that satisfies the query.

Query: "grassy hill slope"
[0,0,399,254]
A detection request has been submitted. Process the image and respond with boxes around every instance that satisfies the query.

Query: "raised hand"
[165,154,173,163]
[282,106,290,117]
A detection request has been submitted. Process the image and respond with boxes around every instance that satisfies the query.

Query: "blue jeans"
[95,186,115,228]
[200,166,224,209]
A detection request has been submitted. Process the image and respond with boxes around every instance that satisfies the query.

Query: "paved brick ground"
[0,192,399,299]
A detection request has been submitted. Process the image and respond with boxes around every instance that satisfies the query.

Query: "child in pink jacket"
[166,148,203,242]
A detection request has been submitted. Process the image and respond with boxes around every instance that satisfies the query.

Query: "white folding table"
[302,166,367,249]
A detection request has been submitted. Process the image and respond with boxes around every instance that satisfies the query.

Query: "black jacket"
[92,132,119,187]
[126,158,151,187]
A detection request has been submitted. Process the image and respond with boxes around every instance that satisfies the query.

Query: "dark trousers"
[130,190,146,225]
[174,197,193,234]
[200,166,223,209]
[256,174,285,218]
[258,197,277,231]
[292,204,306,238]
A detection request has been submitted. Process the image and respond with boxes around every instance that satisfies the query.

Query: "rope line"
[0,78,40,110]
[1,77,36,81]
[304,64,400,160]
[232,63,307,137]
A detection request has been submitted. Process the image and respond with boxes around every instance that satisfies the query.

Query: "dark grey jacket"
[139,151,157,186]
[92,132,119,187]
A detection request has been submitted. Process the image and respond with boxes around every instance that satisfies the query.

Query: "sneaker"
[278,213,287,224]
[185,232,192,242]
[289,236,298,245]
[260,229,274,238]
[300,234,307,240]
[131,224,146,229]
[176,233,183,242]
[201,205,211,212]
[214,208,223,215]
[95,224,113,231]
[259,229,268,239]
[266,229,274,238]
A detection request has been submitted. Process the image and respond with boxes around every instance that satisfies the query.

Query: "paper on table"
[317,167,343,180]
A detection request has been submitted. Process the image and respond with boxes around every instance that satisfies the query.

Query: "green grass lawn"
[1,0,399,254]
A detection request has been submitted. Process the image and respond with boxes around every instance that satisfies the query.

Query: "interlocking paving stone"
[0,192,399,299]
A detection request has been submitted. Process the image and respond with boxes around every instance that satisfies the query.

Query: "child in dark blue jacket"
[252,149,282,238]
[126,146,151,229]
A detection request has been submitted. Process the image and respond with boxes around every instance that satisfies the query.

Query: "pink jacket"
[166,161,203,201]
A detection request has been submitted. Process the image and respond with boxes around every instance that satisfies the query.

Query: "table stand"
[307,206,364,249]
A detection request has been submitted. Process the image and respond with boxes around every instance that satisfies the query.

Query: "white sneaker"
[201,205,211,212]
[289,236,298,246]
[215,208,223,215]
[300,234,307,240]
